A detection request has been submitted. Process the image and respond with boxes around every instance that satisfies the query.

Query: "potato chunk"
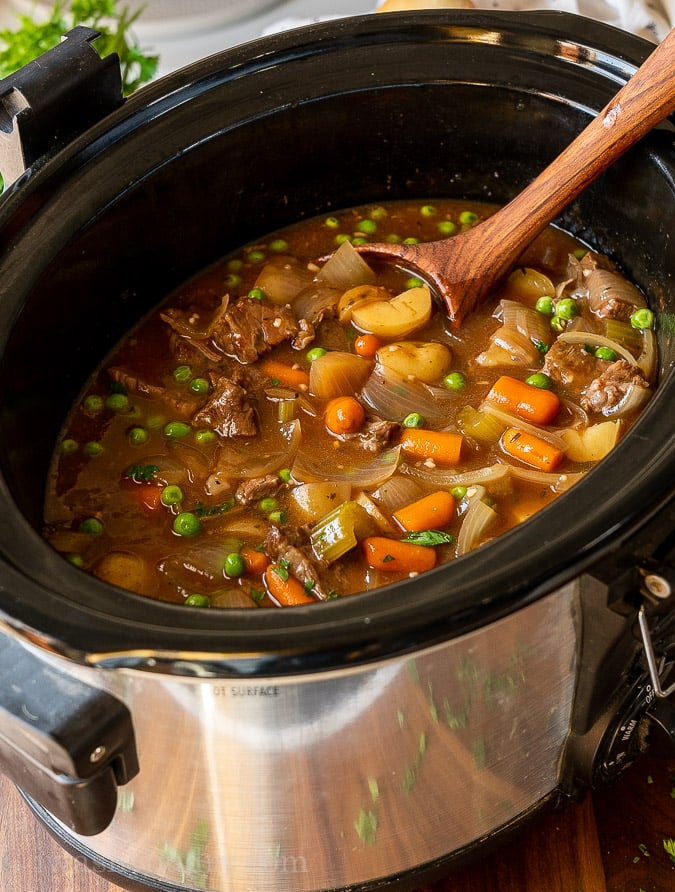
[351,286,432,338]
[376,340,451,384]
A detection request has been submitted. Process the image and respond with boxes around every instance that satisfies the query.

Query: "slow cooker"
[0,11,674,892]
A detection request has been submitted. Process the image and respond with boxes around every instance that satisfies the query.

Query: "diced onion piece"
[600,381,652,418]
[92,551,154,595]
[309,351,373,399]
[509,466,583,492]
[376,340,451,384]
[361,365,455,427]
[351,286,432,338]
[309,500,378,563]
[504,267,556,303]
[157,540,243,595]
[456,495,498,556]
[371,474,425,511]
[211,589,258,608]
[292,445,401,487]
[560,420,622,462]
[354,491,397,533]
[556,331,637,366]
[587,268,646,316]
[289,481,352,523]
[477,326,541,366]
[254,257,314,305]
[206,420,301,488]
[293,285,342,321]
[316,240,376,288]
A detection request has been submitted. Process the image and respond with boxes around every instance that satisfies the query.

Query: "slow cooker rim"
[0,9,672,669]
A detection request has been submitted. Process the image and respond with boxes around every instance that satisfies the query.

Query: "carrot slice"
[325,396,366,435]
[259,359,310,390]
[393,490,456,532]
[487,375,560,425]
[399,429,463,465]
[362,537,437,574]
[240,545,270,577]
[501,427,564,471]
[263,564,316,606]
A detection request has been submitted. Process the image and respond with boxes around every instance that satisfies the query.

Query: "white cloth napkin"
[262,1,672,42]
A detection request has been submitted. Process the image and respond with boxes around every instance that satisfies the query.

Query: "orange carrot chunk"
[362,536,437,574]
[487,375,560,425]
[393,490,456,532]
[240,545,270,577]
[259,359,310,389]
[399,429,463,465]
[500,427,564,471]
[263,565,316,606]
[325,396,366,435]
[353,333,382,359]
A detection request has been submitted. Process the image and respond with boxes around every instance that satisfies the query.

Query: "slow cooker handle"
[0,633,139,835]
[0,26,123,187]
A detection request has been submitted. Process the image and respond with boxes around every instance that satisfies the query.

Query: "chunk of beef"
[235,474,281,506]
[211,299,300,363]
[581,360,650,415]
[108,367,199,417]
[542,341,601,391]
[191,370,257,437]
[264,524,328,600]
[342,416,398,453]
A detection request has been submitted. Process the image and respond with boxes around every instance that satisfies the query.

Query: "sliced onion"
[254,257,314,305]
[479,402,568,451]
[206,419,301,489]
[157,540,242,595]
[500,299,551,345]
[456,495,498,556]
[135,453,191,486]
[509,466,584,492]
[587,268,646,316]
[292,284,342,322]
[599,381,652,418]
[292,445,401,487]
[637,328,657,383]
[211,589,259,608]
[556,331,637,366]
[361,366,454,428]
[371,474,425,511]
[316,240,376,289]
[309,351,373,399]
[401,462,511,489]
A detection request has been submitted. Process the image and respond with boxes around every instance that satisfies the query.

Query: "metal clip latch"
[637,570,675,699]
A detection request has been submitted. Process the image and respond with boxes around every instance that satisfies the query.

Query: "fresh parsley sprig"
[0,0,159,96]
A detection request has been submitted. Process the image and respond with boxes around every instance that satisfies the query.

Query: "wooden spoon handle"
[475,27,675,267]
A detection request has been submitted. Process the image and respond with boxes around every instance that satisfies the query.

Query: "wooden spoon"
[357,28,675,327]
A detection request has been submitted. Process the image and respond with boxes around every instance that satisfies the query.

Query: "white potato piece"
[337,284,392,323]
[351,285,432,338]
[560,420,622,462]
[290,481,352,523]
[376,340,452,384]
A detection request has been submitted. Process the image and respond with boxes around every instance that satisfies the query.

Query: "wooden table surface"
[1,751,674,892]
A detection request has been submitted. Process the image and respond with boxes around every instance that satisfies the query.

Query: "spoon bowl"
[357,28,675,326]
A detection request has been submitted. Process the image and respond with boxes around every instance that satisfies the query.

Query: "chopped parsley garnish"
[272,565,290,582]
[193,499,235,517]
[125,463,159,482]
[401,530,455,547]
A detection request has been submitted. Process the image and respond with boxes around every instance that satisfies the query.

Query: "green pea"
[556,297,578,320]
[246,250,266,264]
[405,277,424,289]
[535,295,555,315]
[66,553,84,568]
[525,372,552,389]
[173,512,201,537]
[352,237,368,246]
[324,216,340,229]
[443,371,466,391]
[459,210,478,225]
[224,552,247,578]
[224,273,241,288]
[259,497,279,514]
[370,206,387,220]
[164,421,191,438]
[630,308,654,330]
[190,377,210,395]
[573,248,587,260]
[84,441,104,457]
[385,233,402,244]
[60,438,78,455]
[270,238,288,252]
[437,220,456,236]
[403,413,424,428]
[420,204,437,217]
[550,315,567,333]
[357,219,377,234]
[79,517,103,536]
[227,258,243,272]
[279,468,292,483]
[128,426,149,446]
[267,510,287,525]
[306,346,327,362]
[402,236,419,245]
[173,364,192,383]
[147,414,165,430]
[335,233,352,245]
[83,395,104,415]
[161,485,184,506]
[185,593,210,607]
[194,429,217,445]
[595,346,617,361]
[106,392,130,412]
[451,486,467,500]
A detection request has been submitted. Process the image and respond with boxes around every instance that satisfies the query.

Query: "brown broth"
[43,200,656,606]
